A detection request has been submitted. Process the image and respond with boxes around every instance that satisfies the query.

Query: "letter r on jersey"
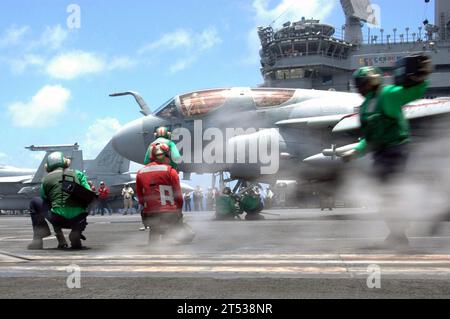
[160,185,175,205]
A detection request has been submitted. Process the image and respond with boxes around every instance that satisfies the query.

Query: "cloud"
[0,24,68,50]
[0,25,135,78]
[35,25,69,50]
[140,27,221,54]
[9,54,45,74]
[139,29,192,54]
[8,85,71,128]
[45,51,136,80]
[198,27,222,51]
[0,25,30,48]
[252,0,335,26]
[46,51,106,80]
[169,56,197,74]
[244,0,335,65]
[0,152,6,158]
[0,24,71,74]
[139,27,222,74]
[84,118,122,159]
[108,56,137,70]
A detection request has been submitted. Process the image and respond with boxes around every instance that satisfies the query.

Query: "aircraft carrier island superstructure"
[259,0,450,97]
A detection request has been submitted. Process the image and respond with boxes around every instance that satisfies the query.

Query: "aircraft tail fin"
[28,144,83,184]
[85,141,130,175]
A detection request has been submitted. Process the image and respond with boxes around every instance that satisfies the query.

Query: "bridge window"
[276,68,306,80]
[322,76,333,85]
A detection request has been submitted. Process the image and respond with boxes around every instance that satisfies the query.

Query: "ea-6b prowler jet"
[110,88,450,193]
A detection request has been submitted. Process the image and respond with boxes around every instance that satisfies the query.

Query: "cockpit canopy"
[179,89,229,117]
[154,88,296,120]
[155,89,230,119]
[251,88,295,108]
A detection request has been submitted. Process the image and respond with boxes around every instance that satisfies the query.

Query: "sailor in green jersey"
[27,152,92,250]
[215,187,240,220]
[144,126,181,169]
[240,186,265,220]
[343,54,432,247]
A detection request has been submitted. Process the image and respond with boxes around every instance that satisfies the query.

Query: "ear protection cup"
[63,158,71,169]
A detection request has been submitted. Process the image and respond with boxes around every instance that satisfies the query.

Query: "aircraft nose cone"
[112,116,170,164]
[112,118,148,164]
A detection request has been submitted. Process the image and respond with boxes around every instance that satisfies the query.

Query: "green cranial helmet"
[46,152,69,172]
[352,66,383,90]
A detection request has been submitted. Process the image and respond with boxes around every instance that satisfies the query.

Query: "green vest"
[41,168,90,219]
[356,82,428,154]
[215,195,237,217]
[240,195,261,213]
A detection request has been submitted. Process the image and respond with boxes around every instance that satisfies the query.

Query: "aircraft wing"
[276,114,350,128]
[0,175,33,183]
[333,98,450,133]
[303,143,360,165]
[180,182,195,193]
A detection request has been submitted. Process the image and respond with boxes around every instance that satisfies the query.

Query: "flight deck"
[1,210,449,298]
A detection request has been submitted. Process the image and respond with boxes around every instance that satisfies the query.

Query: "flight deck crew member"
[122,184,134,215]
[98,182,111,215]
[193,186,204,211]
[342,54,432,248]
[140,126,181,229]
[265,186,274,209]
[27,152,92,250]
[144,126,181,169]
[184,192,192,212]
[136,142,195,244]
[87,180,98,215]
[215,187,240,220]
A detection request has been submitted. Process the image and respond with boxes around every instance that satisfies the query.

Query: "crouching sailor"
[27,152,95,250]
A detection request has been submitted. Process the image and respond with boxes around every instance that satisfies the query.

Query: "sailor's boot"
[27,225,51,250]
[148,228,161,244]
[55,230,68,249]
[69,230,83,250]
[27,237,44,250]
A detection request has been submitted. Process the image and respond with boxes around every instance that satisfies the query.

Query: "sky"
[0,0,435,184]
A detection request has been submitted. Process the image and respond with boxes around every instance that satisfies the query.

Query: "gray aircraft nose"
[112,116,169,164]
[112,118,146,164]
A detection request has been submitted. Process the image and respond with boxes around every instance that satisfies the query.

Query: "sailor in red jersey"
[136,142,195,244]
